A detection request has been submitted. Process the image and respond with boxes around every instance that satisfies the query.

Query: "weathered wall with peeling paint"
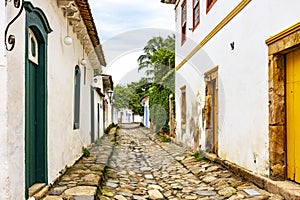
[174,0,300,176]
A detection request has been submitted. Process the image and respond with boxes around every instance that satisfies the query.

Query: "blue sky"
[88,0,176,84]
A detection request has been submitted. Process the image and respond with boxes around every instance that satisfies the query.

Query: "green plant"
[158,135,171,142]
[192,151,207,161]
[149,85,174,132]
[162,124,170,133]
[82,147,90,157]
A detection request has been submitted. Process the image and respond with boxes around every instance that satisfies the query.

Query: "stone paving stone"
[63,185,97,196]
[148,189,164,199]
[42,134,115,200]
[100,124,285,200]
[49,186,67,195]
[42,196,63,200]
[43,124,285,200]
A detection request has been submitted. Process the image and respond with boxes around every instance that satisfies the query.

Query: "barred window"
[193,0,200,29]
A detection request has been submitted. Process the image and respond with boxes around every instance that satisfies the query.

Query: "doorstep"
[28,183,49,200]
[204,152,300,200]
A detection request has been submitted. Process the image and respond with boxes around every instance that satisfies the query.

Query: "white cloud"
[89,0,175,41]
[88,0,176,85]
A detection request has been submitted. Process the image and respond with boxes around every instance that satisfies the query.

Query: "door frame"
[24,2,52,198]
[204,66,218,154]
[266,21,300,181]
[91,87,95,142]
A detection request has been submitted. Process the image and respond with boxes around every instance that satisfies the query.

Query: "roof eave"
[160,0,176,4]
[74,0,107,67]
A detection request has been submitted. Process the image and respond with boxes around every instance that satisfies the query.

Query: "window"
[181,0,187,45]
[193,0,200,30]
[206,0,217,14]
[181,86,186,132]
[28,28,38,65]
[74,66,81,129]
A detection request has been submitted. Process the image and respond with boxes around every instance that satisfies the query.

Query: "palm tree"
[137,35,175,86]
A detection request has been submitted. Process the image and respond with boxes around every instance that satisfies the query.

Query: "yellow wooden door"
[286,48,300,183]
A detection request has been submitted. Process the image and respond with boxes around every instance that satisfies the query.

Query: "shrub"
[82,147,90,157]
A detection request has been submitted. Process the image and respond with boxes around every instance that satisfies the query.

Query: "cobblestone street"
[43,124,284,200]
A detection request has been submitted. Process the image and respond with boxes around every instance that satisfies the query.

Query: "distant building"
[162,0,300,183]
[0,0,107,199]
[141,96,150,128]
[118,109,133,123]
[101,74,114,128]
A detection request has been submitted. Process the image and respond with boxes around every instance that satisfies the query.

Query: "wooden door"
[211,80,218,154]
[205,67,218,154]
[286,48,300,183]
[27,61,37,186]
[26,26,48,192]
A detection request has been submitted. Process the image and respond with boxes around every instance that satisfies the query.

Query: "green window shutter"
[74,66,81,129]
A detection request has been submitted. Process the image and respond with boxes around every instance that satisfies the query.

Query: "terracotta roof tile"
[74,0,106,66]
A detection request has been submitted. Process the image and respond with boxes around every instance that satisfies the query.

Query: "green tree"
[114,35,175,132]
[137,35,176,132]
[113,78,152,116]
[113,85,132,110]
[137,35,175,89]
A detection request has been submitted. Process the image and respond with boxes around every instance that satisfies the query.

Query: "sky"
[88,0,176,84]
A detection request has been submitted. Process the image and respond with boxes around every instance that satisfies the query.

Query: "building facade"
[0,0,106,199]
[162,0,300,183]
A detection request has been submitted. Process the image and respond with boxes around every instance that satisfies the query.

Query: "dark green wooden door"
[27,59,47,186]
[27,61,37,186]
[25,3,52,197]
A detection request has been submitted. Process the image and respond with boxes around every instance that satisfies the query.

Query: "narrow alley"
[43,124,283,200]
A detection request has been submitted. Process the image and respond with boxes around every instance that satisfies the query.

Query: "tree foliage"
[138,35,175,90]
[113,78,152,116]
[137,35,176,131]
[114,35,175,132]
[149,84,174,132]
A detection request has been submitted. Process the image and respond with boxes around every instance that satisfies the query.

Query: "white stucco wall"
[103,89,113,127]
[93,76,105,139]
[175,0,300,176]
[0,2,9,199]
[3,1,104,199]
[94,90,105,139]
[45,0,96,183]
[6,6,26,199]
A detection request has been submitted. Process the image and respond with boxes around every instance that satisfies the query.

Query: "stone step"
[42,186,97,200]
[29,183,49,199]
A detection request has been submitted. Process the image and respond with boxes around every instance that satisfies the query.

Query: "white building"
[118,109,134,124]
[91,75,105,142]
[0,0,106,199]
[141,96,150,128]
[91,74,114,137]
[101,74,114,128]
[162,0,300,184]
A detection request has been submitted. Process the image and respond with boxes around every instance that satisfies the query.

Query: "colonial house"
[0,0,107,199]
[101,74,114,128]
[162,0,300,188]
[91,74,114,142]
